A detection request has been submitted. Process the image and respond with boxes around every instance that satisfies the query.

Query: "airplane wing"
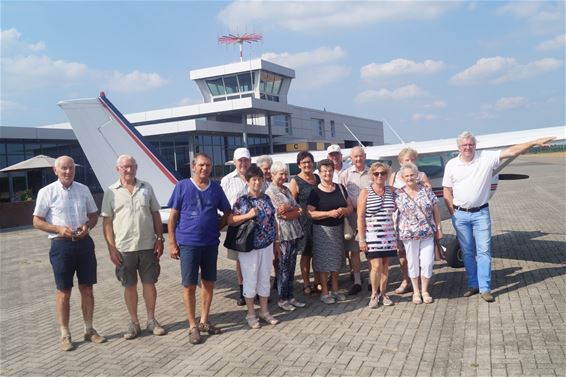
[58,93,181,208]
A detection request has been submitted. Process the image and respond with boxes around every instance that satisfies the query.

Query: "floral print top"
[233,193,276,249]
[395,184,438,240]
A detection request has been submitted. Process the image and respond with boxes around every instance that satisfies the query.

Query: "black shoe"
[347,284,362,296]
[480,291,494,302]
[236,295,246,306]
[463,288,480,297]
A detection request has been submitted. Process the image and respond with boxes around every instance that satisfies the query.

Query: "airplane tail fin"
[58,93,181,206]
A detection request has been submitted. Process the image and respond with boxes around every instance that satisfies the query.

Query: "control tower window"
[224,76,238,94]
[260,71,283,100]
[238,73,253,92]
[206,78,225,96]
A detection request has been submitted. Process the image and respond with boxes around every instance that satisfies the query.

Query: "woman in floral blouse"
[228,166,280,328]
[395,162,443,304]
[265,161,305,312]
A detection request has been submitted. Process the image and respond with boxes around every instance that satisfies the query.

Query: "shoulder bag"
[224,196,255,253]
[401,188,444,261]
[337,184,354,240]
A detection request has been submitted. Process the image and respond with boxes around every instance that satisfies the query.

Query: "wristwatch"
[156,236,165,242]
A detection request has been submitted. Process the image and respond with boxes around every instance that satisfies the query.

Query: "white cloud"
[494,58,563,83]
[2,55,87,91]
[0,99,27,114]
[105,70,167,93]
[361,58,444,79]
[496,2,564,32]
[1,28,46,54]
[536,34,566,51]
[293,65,351,90]
[412,113,437,121]
[262,46,346,68]
[494,96,528,110]
[218,2,455,33]
[425,100,447,109]
[472,111,497,120]
[451,56,563,84]
[354,84,427,104]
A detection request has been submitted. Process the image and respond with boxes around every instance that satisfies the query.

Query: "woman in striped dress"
[357,162,397,308]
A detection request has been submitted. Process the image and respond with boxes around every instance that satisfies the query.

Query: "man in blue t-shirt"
[168,153,231,344]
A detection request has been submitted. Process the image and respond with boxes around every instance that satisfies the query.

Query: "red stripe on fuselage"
[98,97,178,185]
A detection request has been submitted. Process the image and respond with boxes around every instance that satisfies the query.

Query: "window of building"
[205,78,225,96]
[237,73,253,92]
[259,71,283,102]
[271,115,291,134]
[311,118,324,137]
[223,75,238,94]
[330,120,336,138]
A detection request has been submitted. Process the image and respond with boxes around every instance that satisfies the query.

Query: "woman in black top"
[307,159,353,304]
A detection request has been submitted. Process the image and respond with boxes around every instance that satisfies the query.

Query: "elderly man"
[256,155,273,192]
[316,144,350,183]
[443,132,555,302]
[220,147,251,306]
[101,155,166,340]
[33,156,106,351]
[340,146,370,295]
[168,153,231,344]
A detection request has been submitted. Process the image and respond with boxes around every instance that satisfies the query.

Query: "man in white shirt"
[220,147,251,306]
[33,156,106,351]
[340,146,370,295]
[443,132,555,302]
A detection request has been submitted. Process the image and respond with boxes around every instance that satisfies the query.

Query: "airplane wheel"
[445,238,464,268]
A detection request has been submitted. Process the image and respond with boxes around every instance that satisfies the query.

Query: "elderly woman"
[395,162,442,304]
[256,155,273,192]
[389,147,431,295]
[357,162,397,308]
[265,161,306,311]
[289,151,321,296]
[307,159,354,304]
[228,166,280,328]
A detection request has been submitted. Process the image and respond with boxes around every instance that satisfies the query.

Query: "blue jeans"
[451,207,492,292]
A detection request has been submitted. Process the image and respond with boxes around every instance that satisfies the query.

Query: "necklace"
[320,182,334,191]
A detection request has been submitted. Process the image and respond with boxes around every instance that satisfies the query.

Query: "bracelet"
[156,236,165,242]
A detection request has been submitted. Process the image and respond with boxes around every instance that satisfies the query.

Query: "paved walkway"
[1,155,564,377]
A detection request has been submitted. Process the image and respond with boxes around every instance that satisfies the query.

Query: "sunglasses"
[373,171,388,177]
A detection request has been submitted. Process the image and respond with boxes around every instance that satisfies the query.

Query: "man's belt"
[453,203,489,213]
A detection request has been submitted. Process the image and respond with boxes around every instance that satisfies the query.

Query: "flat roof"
[190,59,295,80]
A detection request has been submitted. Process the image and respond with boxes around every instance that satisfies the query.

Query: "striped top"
[364,185,397,253]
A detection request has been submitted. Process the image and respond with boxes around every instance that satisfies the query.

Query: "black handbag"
[223,196,256,252]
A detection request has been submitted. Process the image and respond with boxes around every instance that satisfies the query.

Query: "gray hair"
[457,131,477,147]
[399,162,418,178]
[55,155,75,167]
[256,155,273,168]
[116,154,136,167]
[270,161,288,175]
[350,145,366,157]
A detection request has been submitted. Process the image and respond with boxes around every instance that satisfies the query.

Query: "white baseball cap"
[233,147,251,161]
[327,144,341,154]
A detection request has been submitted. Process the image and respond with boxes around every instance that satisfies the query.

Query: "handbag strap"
[337,183,348,204]
[401,187,436,232]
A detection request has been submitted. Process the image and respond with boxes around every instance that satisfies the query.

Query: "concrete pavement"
[0,155,564,377]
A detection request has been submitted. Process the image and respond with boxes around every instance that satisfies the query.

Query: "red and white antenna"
[218,33,263,62]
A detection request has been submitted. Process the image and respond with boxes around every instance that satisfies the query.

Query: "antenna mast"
[218,33,263,62]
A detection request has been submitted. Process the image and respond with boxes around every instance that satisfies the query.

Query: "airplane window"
[417,155,444,178]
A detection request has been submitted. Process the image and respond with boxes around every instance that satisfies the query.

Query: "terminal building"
[1,59,384,202]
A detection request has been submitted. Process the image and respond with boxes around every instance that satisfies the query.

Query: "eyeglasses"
[373,171,387,177]
[460,143,475,148]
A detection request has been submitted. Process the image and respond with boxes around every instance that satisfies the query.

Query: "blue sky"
[1,1,564,143]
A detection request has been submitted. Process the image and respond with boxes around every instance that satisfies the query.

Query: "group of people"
[33,132,554,351]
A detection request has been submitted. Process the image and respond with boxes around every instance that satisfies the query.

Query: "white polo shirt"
[33,180,98,239]
[442,150,501,208]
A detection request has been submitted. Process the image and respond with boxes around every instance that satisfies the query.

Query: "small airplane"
[58,93,565,268]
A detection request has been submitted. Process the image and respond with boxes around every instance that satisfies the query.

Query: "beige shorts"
[116,249,160,287]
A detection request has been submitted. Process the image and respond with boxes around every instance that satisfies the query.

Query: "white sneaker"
[278,300,296,311]
[289,298,306,308]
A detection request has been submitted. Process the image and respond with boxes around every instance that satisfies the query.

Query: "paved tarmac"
[0,155,564,377]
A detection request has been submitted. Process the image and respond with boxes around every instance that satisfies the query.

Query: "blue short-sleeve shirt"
[168,178,231,246]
